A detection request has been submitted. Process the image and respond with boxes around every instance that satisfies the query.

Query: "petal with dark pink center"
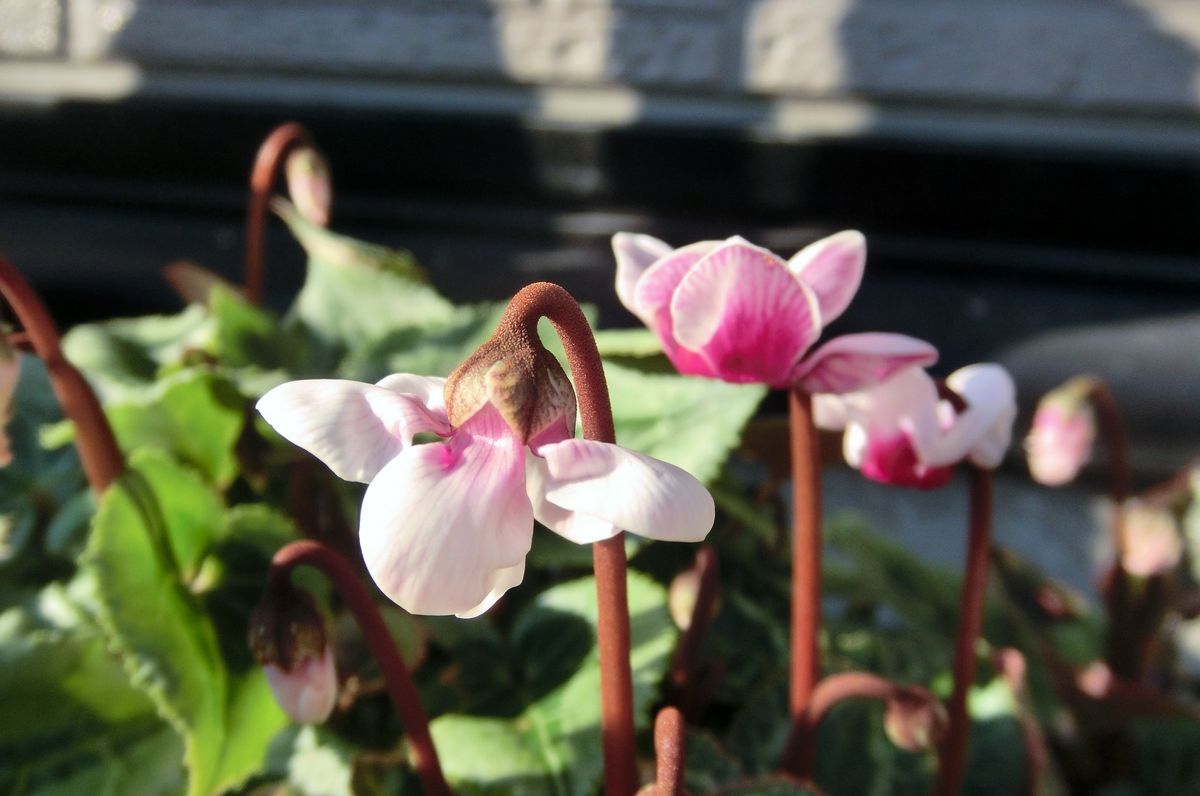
[359,404,533,616]
[670,239,821,386]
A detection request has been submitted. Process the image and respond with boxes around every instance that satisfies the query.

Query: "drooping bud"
[248,583,338,724]
[444,323,577,446]
[162,260,244,306]
[285,146,333,228]
[1121,500,1183,578]
[1025,377,1096,486]
[0,338,19,468]
[882,686,949,753]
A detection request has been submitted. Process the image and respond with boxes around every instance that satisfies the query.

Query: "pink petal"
[612,232,673,319]
[834,368,944,468]
[859,429,955,490]
[794,333,938,394]
[264,647,338,724]
[669,238,821,386]
[536,439,714,543]
[358,404,533,616]
[939,364,1017,468]
[455,560,527,619]
[631,240,724,376]
[375,373,449,421]
[786,230,866,326]
[257,377,452,483]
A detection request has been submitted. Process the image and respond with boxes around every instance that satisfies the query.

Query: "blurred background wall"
[1,0,1199,475]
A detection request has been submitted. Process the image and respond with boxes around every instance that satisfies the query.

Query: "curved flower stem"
[0,256,123,493]
[267,540,450,796]
[936,464,994,796]
[244,122,313,305]
[499,282,636,796]
[785,388,822,777]
[668,544,721,719]
[780,672,938,772]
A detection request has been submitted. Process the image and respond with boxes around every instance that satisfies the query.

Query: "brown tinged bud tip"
[444,324,577,444]
[248,582,328,672]
[883,686,949,754]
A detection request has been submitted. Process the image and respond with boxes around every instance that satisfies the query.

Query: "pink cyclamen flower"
[1120,501,1182,579]
[0,345,19,467]
[1025,378,1096,486]
[258,372,715,618]
[264,646,339,725]
[612,231,936,392]
[813,364,1018,488]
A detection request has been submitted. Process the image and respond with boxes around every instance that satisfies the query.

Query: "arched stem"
[785,388,822,777]
[497,282,636,796]
[936,465,994,796]
[0,256,123,492]
[244,122,313,305]
[267,540,450,796]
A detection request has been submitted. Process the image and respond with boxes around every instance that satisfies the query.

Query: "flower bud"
[1121,500,1182,578]
[285,146,332,228]
[444,330,577,445]
[248,585,338,724]
[883,687,948,754]
[0,339,19,468]
[1025,377,1096,486]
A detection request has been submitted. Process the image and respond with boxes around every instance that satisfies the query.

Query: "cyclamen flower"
[285,145,332,227]
[1025,377,1096,486]
[258,358,714,618]
[0,343,19,467]
[814,364,1018,488]
[264,647,339,725]
[612,231,936,392]
[1120,501,1182,579]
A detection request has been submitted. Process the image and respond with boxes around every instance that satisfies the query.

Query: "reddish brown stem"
[268,540,450,796]
[6,330,32,352]
[785,388,822,778]
[244,122,313,305]
[936,465,994,796]
[0,256,123,492]
[653,707,686,796]
[781,672,927,771]
[668,545,721,719]
[500,282,636,796]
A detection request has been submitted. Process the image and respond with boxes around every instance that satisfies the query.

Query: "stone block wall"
[3,1,1200,139]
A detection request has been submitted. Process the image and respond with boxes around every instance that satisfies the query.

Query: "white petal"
[257,378,452,483]
[936,364,1017,468]
[359,404,533,616]
[833,368,944,466]
[812,393,851,430]
[843,422,868,467]
[612,232,674,319]
[375,373,448,418]
[264,647,338,725]
[537,439,714,543]
[786,230,866,326]
[455,560,527,619]
[526,453,621,544]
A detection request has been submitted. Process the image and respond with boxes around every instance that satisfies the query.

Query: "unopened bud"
[1025,377,1096,486]
[445,331,576,445]
[883,687,948,753]
[249,585,338,724]
[1121,501,1182,578]
[0,338,19,468]
[1076,660,1112,699]
[285,146,332,228]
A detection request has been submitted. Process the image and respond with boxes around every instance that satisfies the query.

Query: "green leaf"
[279,201,456,352]
[683,729,743,794]
[82,458,285,796]
[713,777,822,795]
[106,370,245,487]
[62,306,213,402]
[592,328,664,358]
[602,361,765,484]
[431,572,677,796]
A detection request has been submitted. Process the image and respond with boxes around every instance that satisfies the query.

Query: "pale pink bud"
[1025,379,1096,486]
[0,342,19,468]
[1076,660,1112,699]
[285,146,332,228]
[1121,501,1182,578]
[883,686,949,753]
[264,646,338,725]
